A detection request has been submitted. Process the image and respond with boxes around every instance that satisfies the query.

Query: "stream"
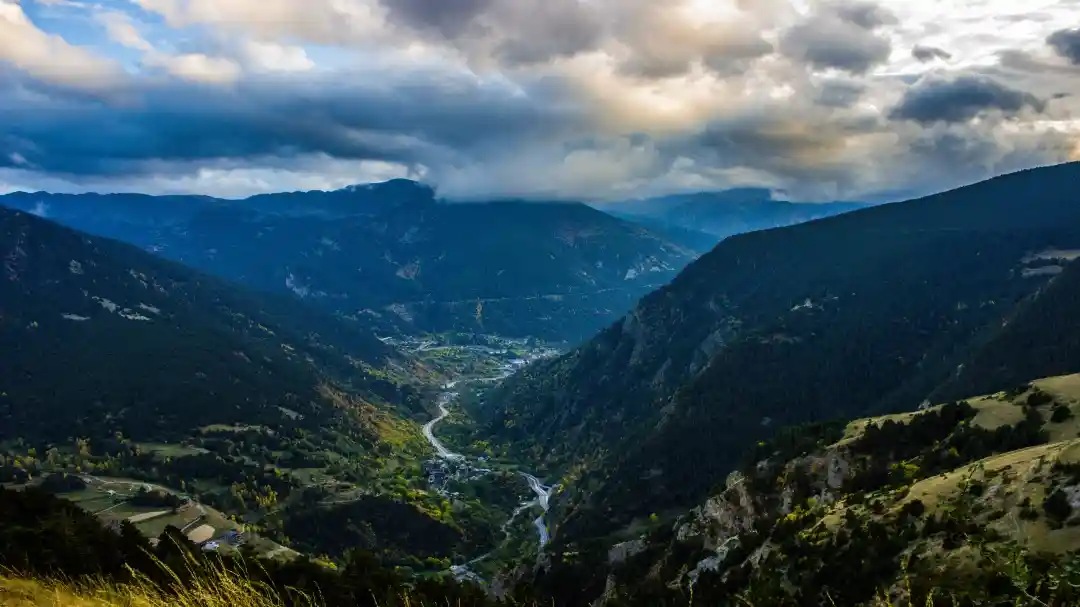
[423,376,555,581]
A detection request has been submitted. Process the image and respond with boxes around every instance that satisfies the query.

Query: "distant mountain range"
[595,187,867,243]
[476,162,1080,551]
[0,181,699,342]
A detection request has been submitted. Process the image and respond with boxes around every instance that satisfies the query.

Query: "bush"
[1044,488,1073,522]
[1051,405,1074,423]
[39,473,88,493]
[1027,389,1054,408]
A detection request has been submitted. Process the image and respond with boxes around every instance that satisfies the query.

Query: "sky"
[0,0,1078,202]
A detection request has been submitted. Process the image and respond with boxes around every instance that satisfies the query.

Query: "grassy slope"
[830,374,1080,555]
[0,569,302,607]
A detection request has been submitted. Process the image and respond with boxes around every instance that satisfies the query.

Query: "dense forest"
[479,162,1080,544]
[0,205,502,568]
[0,182,697,341]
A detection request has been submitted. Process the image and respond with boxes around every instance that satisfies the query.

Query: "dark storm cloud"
[1048,28,1080,64]
[493,5,604,66]
[912,45,952,62]
[779,4,893,74]
[379,0,604,66]
[890,75,1046,124]
[0,70,586,177]
[669,110,880,191]
[380,0,492,37]
[833,1,898,29]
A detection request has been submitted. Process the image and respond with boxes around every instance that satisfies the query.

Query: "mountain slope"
[597,188,866,241]
[930,252,1080,402]
[0,206,422,444]
[479,162,1080,543]
[0,206,484,564]
[1,183,697,341]
[521,374,1080,606]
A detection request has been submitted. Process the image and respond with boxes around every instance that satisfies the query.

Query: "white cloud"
[239,40,314,72]
[144,52,241,83]
[0,0,124,91]
[98,10,153,52]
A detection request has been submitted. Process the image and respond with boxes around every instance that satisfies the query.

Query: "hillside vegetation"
[0,206,484,567]
[0,486,491,607]
[478,162,1080,544]
[0,181,697,341]
[514,373,1080,605]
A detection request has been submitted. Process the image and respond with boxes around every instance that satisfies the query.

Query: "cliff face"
[518,374,1080,605]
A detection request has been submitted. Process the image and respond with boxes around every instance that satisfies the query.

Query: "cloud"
[130,0,385,47]
[98,11,153,52]
[833,1,898,29]
[98,10,243,84]
[1,0,1079,204]
[380,0,491,37]
[912,45,952,62]
[0,0,124,92]
[0,66,586,178]
[890,75,1047,125]
[815,79,867,108]
[144,52,242,84]
[238,41,314,73]
[779,2,894,74]
[1048,28,1080,64]
[612,4,774,79]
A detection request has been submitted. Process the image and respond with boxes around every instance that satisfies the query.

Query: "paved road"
[420,375,559,562]
[421,391,464,460]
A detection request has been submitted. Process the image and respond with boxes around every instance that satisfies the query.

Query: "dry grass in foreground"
[0,563,315,607]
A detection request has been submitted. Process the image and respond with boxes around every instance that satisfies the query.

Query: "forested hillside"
[0,206,481,566]
[478,162,1080,545]
[516,374,1080,605]
[0,182,697,341]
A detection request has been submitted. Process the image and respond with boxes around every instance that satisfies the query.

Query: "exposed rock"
[608,539,646,565]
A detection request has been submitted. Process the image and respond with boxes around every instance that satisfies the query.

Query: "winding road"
[421,391,463,460]
[423,375,556,556]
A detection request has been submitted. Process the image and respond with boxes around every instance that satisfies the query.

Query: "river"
[423,375,555,576]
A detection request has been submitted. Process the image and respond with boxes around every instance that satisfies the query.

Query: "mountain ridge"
[476,161,1080,544]
[1,182,699,341]
[595,187,867,241]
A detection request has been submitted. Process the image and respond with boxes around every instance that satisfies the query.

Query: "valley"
[9,4,1080,604]
[414,342,562,582]
[8,164,1080,606]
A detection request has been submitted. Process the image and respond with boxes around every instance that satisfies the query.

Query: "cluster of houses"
[422,456,493,497]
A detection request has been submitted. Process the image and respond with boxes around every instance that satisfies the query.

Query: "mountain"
[518,373,1080,605]
[501,198,1080,604]
[599,215,720,254]
[930,250,1080,403]
[476,162,1080,548]
[0,206,485,565]
[0,205,423,443]
[596,187,866,242]
[0,182,698,342]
